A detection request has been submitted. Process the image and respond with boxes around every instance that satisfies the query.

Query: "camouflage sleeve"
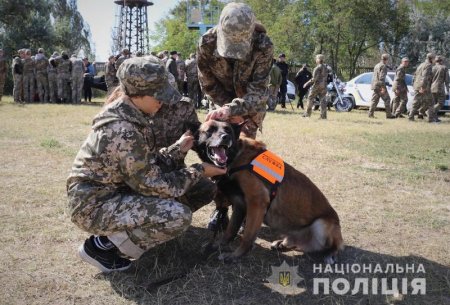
[109,124,205,198]
[310,66,320,85]
[225,40,273,117]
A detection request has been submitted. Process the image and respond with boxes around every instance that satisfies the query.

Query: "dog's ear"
[230,120,247,139]
[184,121,201,135]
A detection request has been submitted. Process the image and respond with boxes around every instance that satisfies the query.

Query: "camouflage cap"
[217,2,255,60]
[38,48,44,53]
[435,55,444,63]
[116,56,181,105]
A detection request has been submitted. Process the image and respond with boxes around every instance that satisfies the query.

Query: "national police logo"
[265,261,305,295]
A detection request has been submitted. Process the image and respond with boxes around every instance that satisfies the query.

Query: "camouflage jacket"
[197,24,274,118]
[48,56,57,75]
[176,59,186,81]
[105,61,118,86]
[70,57,84,76]
[115,55,130,70]
[431,63,449,94]
[152,96,199,150]
[67,96,204,199]
[413,61,432,92]
[22,57,35,75]
[0,55,7,74]
[371,62,388,90]
[310,64,328,89]
[35,54,49,75]
[185,58,198,80]
[392,64,407,92]
[52,56,71,75]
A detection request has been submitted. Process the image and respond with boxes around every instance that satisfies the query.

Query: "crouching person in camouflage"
[67,56,226,273]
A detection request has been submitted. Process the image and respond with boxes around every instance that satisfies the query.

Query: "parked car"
[345,72,415,111]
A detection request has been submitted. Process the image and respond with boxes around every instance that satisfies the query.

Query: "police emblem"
[266,261,304,295]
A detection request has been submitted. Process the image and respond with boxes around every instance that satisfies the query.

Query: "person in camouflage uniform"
[430,56,449,123]
[70,55,84,104]
[67,56,225,273]
[48,52,59,103]
[22,49,35,103]
[105,55,118,95]
[114,48,130,71]
[185,53,201,108]
[368,54,395,119]
[267,58,282,111]
[12,49,25,103]
[408,53,435,122]
[0,49,7,101]
[197,2,273,139]
[176,53,186,95]
[392,57,410,118]
[50,51,71,103]
[35,48,49,103]
[303,54,329,119]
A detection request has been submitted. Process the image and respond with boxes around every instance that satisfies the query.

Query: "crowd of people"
[2,48,98,104]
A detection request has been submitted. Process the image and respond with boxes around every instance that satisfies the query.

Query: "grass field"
[0,96,449,305]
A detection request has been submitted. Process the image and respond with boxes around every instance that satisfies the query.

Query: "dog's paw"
[218,252,238,264]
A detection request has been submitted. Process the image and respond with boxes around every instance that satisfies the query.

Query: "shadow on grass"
[96,225,449,305]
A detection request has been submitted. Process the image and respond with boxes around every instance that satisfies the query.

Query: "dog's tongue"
[212,147,227,164]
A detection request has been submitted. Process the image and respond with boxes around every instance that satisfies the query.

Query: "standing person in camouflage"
[12,49,25,103]
[267,58,282,111]
[105,55,118,95]
[430,56,449,123]
[392,57,410,118]
[70,55,84,104]
[368,54,395,119]
[67,56,225,273]
[409,53,435,122]
[176,53,187,95]
[50,51,71,103]
[197,2,273,139]
[22,49,36,103]
[48,52,59,103]
[35,48,49,103]
[114,48,130,70]
[185,53,201,108]
[303,54,329,119]
[0,49,7,102]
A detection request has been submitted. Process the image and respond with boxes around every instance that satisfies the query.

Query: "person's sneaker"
[208,208,229,233]
[78,236,132,273]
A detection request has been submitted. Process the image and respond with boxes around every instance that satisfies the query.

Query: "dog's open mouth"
[207,145,229,168]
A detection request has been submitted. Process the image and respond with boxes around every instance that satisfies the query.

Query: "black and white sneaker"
[78,236,132,273]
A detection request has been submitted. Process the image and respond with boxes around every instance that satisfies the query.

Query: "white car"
[286,80,296,102]
[345,72,414,111]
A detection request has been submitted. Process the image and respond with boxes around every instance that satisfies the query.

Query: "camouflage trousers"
[36,73,49,103]
[432,92,446,120]
[0,72,5,100]
[71,74,84,104]
[306,85,327,118]
[369,88,391,117]
[48,73,58,103]
[57,73,71,102]
[22,73,35,103]
[392,89,408,116]
[267,85,279,111]
[67,178,216,259]
[409,90,434,122]
[13,74,23,102]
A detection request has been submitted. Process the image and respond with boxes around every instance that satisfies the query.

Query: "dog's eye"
[223,127,231,134]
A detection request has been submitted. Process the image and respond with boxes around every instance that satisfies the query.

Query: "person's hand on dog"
[205,106,230,121]
[202,163,227,177]
[176,131,194,153]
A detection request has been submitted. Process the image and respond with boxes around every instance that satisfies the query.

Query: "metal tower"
[113,0,153,55]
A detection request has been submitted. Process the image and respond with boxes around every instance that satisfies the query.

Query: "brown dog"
[190,120,344,263]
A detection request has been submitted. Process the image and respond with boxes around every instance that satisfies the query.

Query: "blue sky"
[77,0,180,62]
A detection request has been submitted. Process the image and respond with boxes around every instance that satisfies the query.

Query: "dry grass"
[0,96,449,305]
